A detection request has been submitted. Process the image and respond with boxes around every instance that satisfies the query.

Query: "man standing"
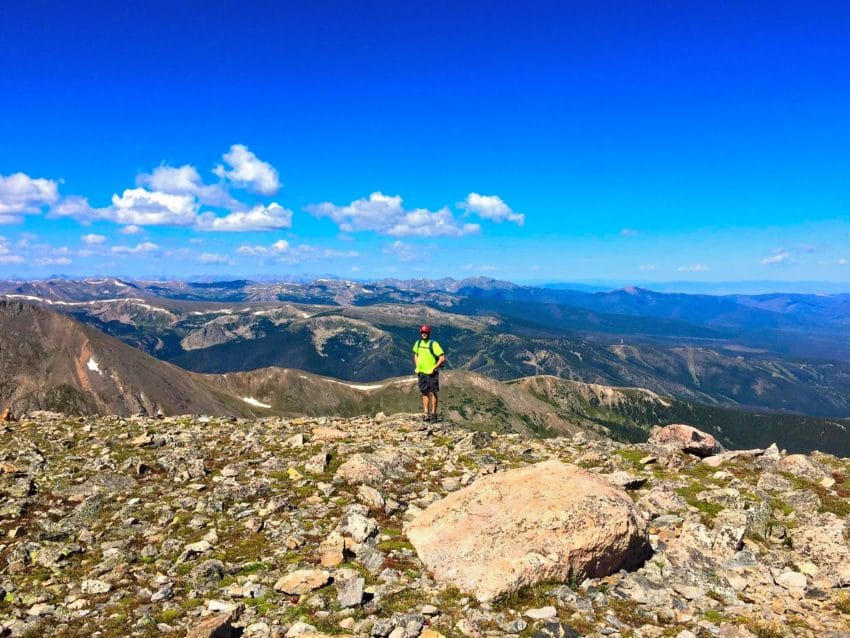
[413,324,445,422]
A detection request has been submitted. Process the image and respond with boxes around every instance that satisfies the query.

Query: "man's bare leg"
[429,394,438,419]
[422,395,430,419]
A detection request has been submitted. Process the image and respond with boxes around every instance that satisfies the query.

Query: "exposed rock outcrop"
[648,423,721,457]
[405,460,650,601]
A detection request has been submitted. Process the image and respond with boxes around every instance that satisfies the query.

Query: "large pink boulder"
[648,424,721,457]
[404,460,649,602]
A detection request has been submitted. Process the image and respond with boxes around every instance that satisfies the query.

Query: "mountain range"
[3,276,850,419]
[2,290,850,455]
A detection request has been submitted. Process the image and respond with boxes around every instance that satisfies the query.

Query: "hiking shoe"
[430,413,440,423]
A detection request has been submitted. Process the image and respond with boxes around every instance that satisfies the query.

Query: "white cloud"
[389,207,480,238]
[213,144,280,195]
[677,264,708,272]
[196,202,292,232]
[237,239,290,256]
[111,242,159,254]
[137,164,201,193]
[0,173,60,221]
[81,233,106,245]
[120,224,142,234]
[760,250,791,265]
[639,264,656,271]
[109,188,199,226]
[621,228,639,236]
[137,164,237,208]
[198,252,234,265]
[47,196,103,224]
[383,240,417,262]
[460,193,524,225]
[838,258,848,266]
[310,192,480,238]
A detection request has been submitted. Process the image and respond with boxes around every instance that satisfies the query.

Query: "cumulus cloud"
[0,174,59,211]
[0,172,60,222]
[196,202,293,232]
[81,233,106,245]
[677,263,708,272]
[310,192,480,238]
[43,146,283,231]
[120,224,142,235]
[760,250,791,265]
[111,242,159,254]
[237,239,290,256]
[47,196,106,224]
[213,144,280,195]
[109,189,199,226]
[459,193,524,226]
[136,164,237,208]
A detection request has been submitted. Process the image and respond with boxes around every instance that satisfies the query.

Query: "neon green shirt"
[413,338,444,373]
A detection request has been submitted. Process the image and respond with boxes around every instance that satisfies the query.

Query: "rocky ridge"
[1,412,849,638]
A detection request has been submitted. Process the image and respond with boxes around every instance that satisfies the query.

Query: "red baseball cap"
[419,325,430,333]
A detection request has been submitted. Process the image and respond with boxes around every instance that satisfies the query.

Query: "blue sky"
[1,0,849,285]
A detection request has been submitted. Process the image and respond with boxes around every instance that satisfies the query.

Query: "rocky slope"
[1,412,849,638]
[0,301,252,417]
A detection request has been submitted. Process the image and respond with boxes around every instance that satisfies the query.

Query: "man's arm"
[432,354,445,374]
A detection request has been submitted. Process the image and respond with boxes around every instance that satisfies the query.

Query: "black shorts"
[418,372,439,395]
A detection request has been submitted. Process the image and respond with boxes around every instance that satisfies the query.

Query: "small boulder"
[187,612,232,638]
[335,448,410,486]
[274,569,330,595]
[648,424,721,457]
[335,505,378,543]
[405,460,650,602]
[336,574,365,607]
[776,571,807,591]
[305,451,329,474]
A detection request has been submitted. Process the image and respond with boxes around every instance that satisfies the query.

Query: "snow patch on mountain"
[242,396,272,408]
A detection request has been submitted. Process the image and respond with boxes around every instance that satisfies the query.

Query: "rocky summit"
[1,414,850,638]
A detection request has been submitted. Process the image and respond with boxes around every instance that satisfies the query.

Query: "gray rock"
[335,504,378,543]
[305,451,329,474]
[606,471,647,489]
[371,619,394,637]
[337,575,365,607]
[189,559,226,590]
[151,584,174,602]
[80,579,111,594]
